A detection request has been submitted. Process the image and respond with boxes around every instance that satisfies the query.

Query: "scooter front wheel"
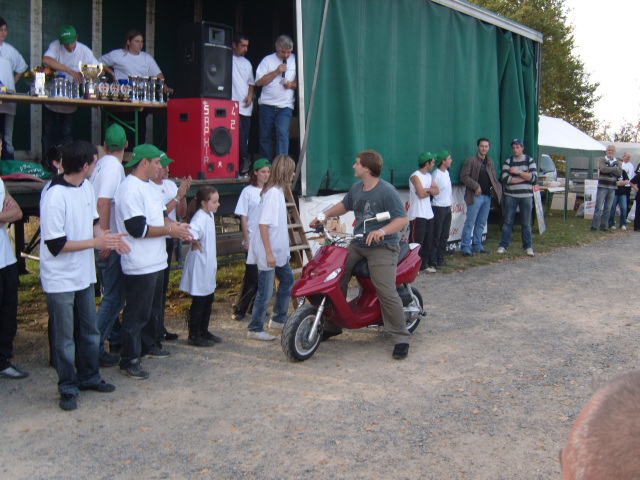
[282,306,322,362]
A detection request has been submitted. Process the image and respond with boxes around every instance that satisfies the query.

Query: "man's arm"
[366,216,409,246]
[410,175,437,199]
[460,158,480,193]
[96,198,112,231]
[0,194,22,226]
[245,85,255,107]
[255,62,288,87]
[598,158,622,175]
[310,202,349,227]
[43,56,84,82]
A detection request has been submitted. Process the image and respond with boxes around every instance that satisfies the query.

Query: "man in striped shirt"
[591,145,622,232]
[497,139,537,256]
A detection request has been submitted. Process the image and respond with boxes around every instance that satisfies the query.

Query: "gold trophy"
[79,62,103,99]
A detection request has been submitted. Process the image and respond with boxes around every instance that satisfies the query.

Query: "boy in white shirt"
[40,140,130,410]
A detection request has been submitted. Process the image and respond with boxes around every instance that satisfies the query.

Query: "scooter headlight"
[323,268,342,283]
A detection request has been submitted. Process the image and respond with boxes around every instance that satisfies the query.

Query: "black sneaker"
[163,331,179,341]
[187,336,215,347]
[0,363,29,379]
[59,393,78,411]
[201,331,222,343]
[99,352,119,368]
[79,380,116,393]
[392,343,410,360]
[142,347,170,359]
[321,330,342,342]
[120,363,150,380]
[232,312,245,321]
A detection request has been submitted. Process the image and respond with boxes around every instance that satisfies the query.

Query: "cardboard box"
[551,192,576,210]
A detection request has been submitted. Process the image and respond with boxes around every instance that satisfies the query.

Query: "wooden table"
[0,93,168,146]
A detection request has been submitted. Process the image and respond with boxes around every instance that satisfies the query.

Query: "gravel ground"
[2,232,638,479]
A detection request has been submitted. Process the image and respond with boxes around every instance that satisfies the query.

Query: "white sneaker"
[622,225,627,231]
[611,225,617,230]
[526,248,535,256]
[269,319,284,330]
[496,247,506,254]
[247,331,276,341]
[426,267,437,273]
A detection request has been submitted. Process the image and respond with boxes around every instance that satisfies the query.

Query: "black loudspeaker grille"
[176,22,233,99]
[209,127,232,156]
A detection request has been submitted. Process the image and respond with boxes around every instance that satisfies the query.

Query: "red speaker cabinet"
[167,98,239,179]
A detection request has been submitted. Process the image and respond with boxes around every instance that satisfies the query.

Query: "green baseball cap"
[418,151,434,166]
[58,25,77,45]
[125,144,163,168]
[160,152,174,167]
[435,150,450,167]
[253,158,271,170]
[105,124,127,150]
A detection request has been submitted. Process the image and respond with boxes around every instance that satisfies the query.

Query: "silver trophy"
[79,62,104,99]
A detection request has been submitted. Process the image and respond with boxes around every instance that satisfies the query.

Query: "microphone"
[282,59,286,79]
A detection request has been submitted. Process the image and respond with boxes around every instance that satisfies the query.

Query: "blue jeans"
[592,187,615,230]
[461,194,492,254]
[248,263,294,332]
[239,114,251,173]
[47,285,102,395]
[96,251,126,354]
[499,195,533,250]
[120,271,164,367]
[608,194,629,227]
[258,105,292,160]
[0,113,16,159]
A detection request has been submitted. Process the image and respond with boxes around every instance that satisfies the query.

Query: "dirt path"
[2,233,638,479]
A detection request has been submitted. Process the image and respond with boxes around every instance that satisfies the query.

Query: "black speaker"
[176,22,233,99]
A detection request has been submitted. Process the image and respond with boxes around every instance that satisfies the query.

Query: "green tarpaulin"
[301,0,539,195]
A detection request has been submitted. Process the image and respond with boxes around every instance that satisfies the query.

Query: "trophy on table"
[79,62,104,99]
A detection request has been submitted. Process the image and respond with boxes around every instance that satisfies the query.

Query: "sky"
[563,0,640,131]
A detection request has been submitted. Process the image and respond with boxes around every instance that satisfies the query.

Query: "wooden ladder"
[284,187,313,275]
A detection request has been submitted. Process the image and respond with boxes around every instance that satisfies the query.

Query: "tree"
[467,0,600,135]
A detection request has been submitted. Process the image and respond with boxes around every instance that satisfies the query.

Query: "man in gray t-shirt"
[311,150,411,359]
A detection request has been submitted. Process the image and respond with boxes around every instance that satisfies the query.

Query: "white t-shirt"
[0,42,27,115]
[408,170,434,221]
[234,184,262,243]
[43,40,99,114]
[232,55,255,117]
[256,52,296,109]
[39,178,98,293]
[179,209,217,296]
[115,174,167,275]
[431,168,452,207]
[90,154,125,233]
[99,49,162,81]
[247,186,290,271]
[150,179,179,222]
[0,178,17,269]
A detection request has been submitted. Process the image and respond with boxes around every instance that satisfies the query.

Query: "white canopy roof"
[539,115,606,153]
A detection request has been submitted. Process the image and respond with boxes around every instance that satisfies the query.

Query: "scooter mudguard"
[291,244,349,299]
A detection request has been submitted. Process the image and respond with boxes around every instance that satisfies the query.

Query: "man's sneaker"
[621,225,627,230]
[99,352,119,368]
[611,225,617,230]
[79,380,116,393]
[425,267,437,273]
[59,393,78,411]
[496,247,506,254]
[476,249,490,255]
[247,331,276,341]
[0,364,29,379]
[321,330,342,342]
[201,331,222,343]
[120,363,150,380]
[232,312,245,321]
[526,248,535,256]
[142,347,170,359]
[392,343,410,360]
[269,319,284,330]
[462,251,473,257]
[162,331,179,341]
[109,343,122,354]
[187,336,215,347]
[590,227,597,232]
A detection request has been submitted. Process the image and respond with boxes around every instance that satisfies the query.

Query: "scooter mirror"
[375,212,391,222]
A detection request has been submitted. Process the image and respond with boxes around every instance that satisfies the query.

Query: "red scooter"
[281,212,425,361]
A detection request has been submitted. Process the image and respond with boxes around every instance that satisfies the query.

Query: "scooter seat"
[352,241,411,279]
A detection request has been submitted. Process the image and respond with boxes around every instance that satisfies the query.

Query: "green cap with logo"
[435,150,450,168]
[58,25,77,45]
[253,158,271,170]
[105,124,127,150]
[125,144,164,168]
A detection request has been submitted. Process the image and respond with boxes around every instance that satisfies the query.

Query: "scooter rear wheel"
[282,306,322,362]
